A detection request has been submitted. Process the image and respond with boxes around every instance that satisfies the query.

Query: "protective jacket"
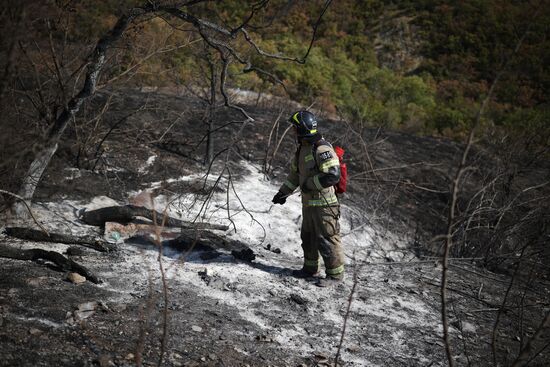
[278,138,341,207]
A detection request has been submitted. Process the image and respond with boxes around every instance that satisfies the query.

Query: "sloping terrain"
[1,88,549,366]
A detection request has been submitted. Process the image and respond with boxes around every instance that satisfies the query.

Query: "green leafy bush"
[34,0,548,141]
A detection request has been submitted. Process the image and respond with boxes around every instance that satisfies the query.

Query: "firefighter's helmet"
[289,111,318,138]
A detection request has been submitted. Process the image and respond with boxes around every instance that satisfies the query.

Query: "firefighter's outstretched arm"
[272,154,299,204]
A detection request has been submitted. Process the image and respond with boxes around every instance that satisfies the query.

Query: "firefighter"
[272,111,344,287]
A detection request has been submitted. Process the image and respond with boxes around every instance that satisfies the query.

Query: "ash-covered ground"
[1,88,548,366]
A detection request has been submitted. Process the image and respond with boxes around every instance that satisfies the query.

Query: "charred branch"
[0,246,100,283]
[4,227,115,252]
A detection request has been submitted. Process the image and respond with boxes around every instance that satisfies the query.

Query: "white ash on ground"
[1,160,540,366]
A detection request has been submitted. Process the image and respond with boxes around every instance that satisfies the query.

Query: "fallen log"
[4,227,116,252]
[103,223,244,252]
[101,220,256,262]
[169,229,256,262]
[0,246,100,283]
[80,205,228,231]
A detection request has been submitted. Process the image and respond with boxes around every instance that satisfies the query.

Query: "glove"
[272,191,287,205]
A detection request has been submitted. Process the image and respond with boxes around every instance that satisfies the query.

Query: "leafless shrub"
[435,8,549,365]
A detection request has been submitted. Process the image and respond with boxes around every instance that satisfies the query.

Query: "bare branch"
[228,167,267,243]
[219,55,254,121]
[230,0,270,35]
[0,189,49,235]
[263,108,284,174]
[45,2,179,143]
[240,0,332,64]
[99,41,200,88]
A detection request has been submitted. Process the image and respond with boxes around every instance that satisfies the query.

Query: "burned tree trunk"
[80,205,228,231]
[4,227,115,252]
[0,246,100,283]
[15,144,58,217]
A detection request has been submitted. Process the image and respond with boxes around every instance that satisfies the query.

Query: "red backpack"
[311,141,348,194]
[299,140,349,195]
[333,146,347,194]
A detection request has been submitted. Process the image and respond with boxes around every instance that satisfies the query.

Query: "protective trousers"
[301,204,345,277]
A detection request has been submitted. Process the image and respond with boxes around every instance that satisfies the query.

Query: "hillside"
[0,1,549,366]
[1,1,548,138]
[1,88,549,366]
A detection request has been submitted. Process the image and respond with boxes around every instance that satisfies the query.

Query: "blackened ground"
[1,87,549,366]
[0,250,311,367]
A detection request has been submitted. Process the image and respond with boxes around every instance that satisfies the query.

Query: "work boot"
[316,274,343,288]
[291,267,320,279]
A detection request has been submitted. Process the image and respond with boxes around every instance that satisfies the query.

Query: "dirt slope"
[1,88,548,366]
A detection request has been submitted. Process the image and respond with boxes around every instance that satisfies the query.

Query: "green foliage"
[500,108,545,128]
[350,68,436,130]
[31,0,549,140]
[491,107,550,160]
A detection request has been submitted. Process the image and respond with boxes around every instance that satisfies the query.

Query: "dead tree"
[7,0,332,217]
[12,4,158,216]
